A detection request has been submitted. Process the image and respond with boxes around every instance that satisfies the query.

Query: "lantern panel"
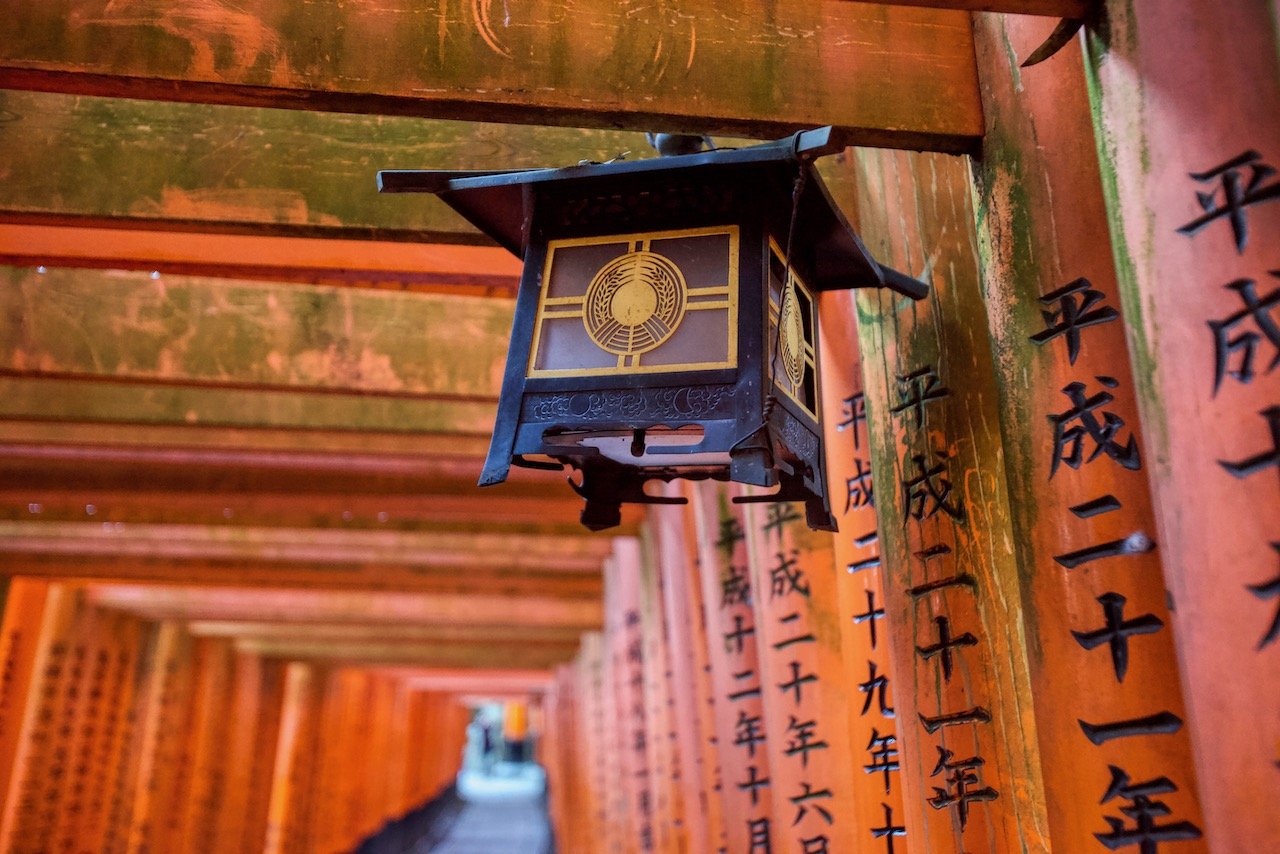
[767,239,820,421]
[526,225,739,378]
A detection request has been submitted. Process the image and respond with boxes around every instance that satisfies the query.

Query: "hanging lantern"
[378,128,927,531]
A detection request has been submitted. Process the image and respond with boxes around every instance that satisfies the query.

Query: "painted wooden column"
[212,651,267,852]
[577,632,609,854]
[689,483,778,854]
[972,11,1208,850]
[265,660,322,854]
[654,497,728,854]
[605,539,651,853]
[95,616,148,854]
[0,582,83,850]
[637,530,686,854]
[178,637,235,853]
[818,289,911,852]
[0,578,50,821]
[850,148,1052,850]
[1084,1,1280,846]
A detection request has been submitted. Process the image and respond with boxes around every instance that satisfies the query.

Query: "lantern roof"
[378,127,928,299]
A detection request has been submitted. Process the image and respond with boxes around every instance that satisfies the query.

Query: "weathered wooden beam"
[0,224,521,296]
[0,2,981,152]
[0,90,655,243]
[187,622,584,647]
[861,0,1088,13]
[83,584,604,630]
[238,638,580,670]
[0,522,610,572]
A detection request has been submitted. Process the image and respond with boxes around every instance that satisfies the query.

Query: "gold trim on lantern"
[526,226,739,378]
[767,238,820,421]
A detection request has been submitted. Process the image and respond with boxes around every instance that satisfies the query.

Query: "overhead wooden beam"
[0,2,981,152]
[858,0,1088,14]
[0,522,610,573]
[187,622,585,646]
[0,224,522,296]
[241,638,578,670]
[369,667,554,696]
[83,584,604,629]
[0,90,653,243]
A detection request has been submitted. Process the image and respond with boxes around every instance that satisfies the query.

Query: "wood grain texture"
[970,12,1206,850]
[851,147,1051,851]
[0,1,981,152]
[1084,1,1280,846]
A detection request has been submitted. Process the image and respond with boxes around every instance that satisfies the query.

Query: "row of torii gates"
[0,1,1277,852]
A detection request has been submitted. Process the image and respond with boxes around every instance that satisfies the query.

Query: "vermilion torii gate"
[0,1,1276,852]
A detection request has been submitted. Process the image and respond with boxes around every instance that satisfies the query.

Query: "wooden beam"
[0,3,981,152]
[0,522,610,572]
[372,667,553,696]
[83,584,604,630]
[0,224,521,297]
[187,622,584,646]
[237,638,580,670]
[859,0,1088,14]
[0,90,656,243]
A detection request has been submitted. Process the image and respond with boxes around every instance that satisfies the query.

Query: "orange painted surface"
[1087,0,1280,845]
[739,492,861,852]
[688,484,777,854]
[0,578,50,821]
[653,499,726,854]
[819,289,909,852]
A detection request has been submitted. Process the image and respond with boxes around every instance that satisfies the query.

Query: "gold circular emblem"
[584,250,687,356]
[778,275,806,389]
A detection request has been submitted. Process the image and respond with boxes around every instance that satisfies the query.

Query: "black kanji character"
[790,783,834,826]
[763,502,802,540]
[800,835,830,854]
[1095,765,1202,853]
[853,589,886,649]
[926,746,999,831]
[837,391,867,449]
[717,516,745,557]
[728,669,762,702]
[1072,592,1164,682]
[783,716,828,768]
[773,613,815,651]
[721,565,751,609]
[1247,542,1280,650]
[1029,277,1120,365]
[890,366,950,428]
[738,765,771,808]
[1219,405,1280,480]
[724,614,756,656]
[770,550,810,599]
[1177,150,1280,253]
[1208,273,1280,394]
[778,661,818,706]
[1048,377,1141,477]
[915,616,977,683]
[863,728,899,794]
[734,710,766,758]
[870,803,906,854]
[902,451,965,524]
[845,458,875,512]
[747,816,772,854]
[1078,711,1183,745]
[858,659,894,718]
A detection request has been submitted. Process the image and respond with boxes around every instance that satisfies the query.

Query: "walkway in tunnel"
[358,764,552,854]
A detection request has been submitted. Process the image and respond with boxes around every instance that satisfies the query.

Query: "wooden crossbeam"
[240,638,578,669]
[0,224,521,296]
[0,3,981,152]
[0,522,609,572]
[83,584,604,629]
[188,622,585,646]
[856,0,1088,13]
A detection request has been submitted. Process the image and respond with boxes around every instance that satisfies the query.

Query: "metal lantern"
[378,128,927,531]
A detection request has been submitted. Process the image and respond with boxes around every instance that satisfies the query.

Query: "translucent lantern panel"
[767,239,820,420]
[527,226,738,377]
